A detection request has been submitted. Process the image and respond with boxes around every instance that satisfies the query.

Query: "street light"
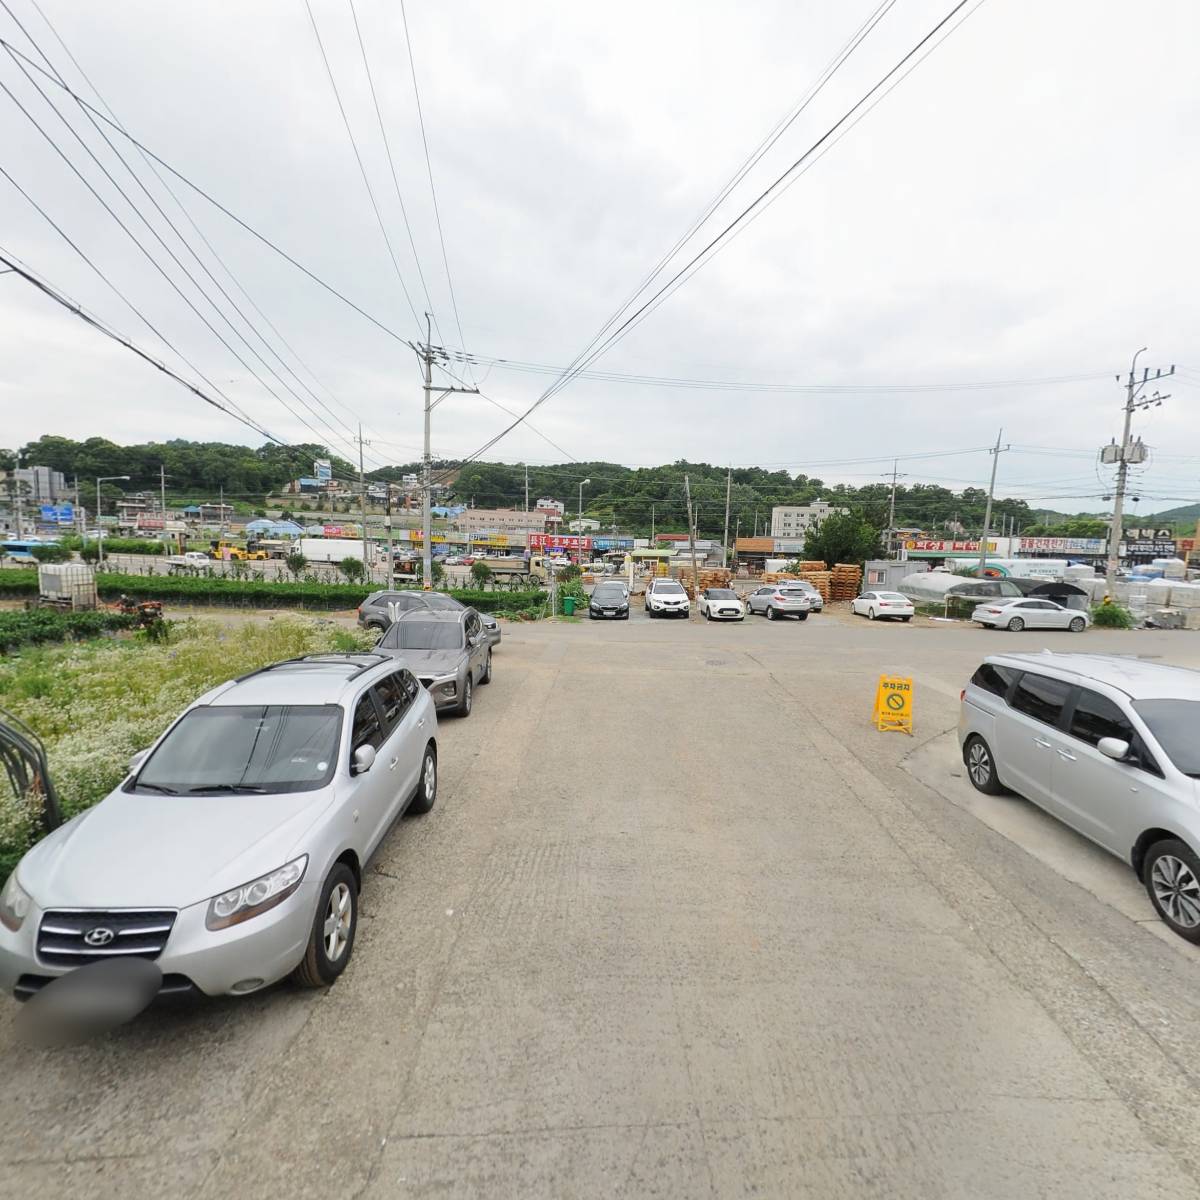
[577,478,590,564]
[96,475,130,566]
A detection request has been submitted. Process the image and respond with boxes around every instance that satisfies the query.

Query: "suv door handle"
[1033,737,1052,749]
[388,756,399,770]
[1055,748,1077,761]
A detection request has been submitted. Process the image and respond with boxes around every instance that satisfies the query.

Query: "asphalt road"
[6,614,1200,1198]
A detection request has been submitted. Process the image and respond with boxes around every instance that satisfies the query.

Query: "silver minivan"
[959,652,1200,941]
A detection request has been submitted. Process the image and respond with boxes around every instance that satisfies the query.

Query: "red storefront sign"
[527,533,592,551]
[904,539,993,552]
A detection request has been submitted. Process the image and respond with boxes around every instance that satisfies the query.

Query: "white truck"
[297,537,379,565]
[165,551,211,569]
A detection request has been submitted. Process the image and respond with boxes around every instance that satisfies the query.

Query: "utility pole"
[73,476,82,541]
[684,474,701,617]
[385,484,394,590]
[357,423,369,579]
[159,464,167,517]
[13,450,22,539]
[650,503,655,545]
[722,466,732,569]
[883,459,907,558]
[219,483,226,539]
[419,314,477,589]
[976,429,1010,578]
[524,463,529,513]
[1104,349,1173,592]
[577,478,591,565]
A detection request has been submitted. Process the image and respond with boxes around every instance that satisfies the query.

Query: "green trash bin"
[562,596,577,616]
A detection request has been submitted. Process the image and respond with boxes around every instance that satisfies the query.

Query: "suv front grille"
[37,909,177,968]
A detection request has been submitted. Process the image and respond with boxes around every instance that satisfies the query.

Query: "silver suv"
[959,652,1200,941]
[378,609,492,716]
[357,589,500,647]
[0,653,438,1002]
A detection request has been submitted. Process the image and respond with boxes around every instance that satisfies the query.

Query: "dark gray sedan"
[377,609,492,717]
[588,581,630,620]
[357,589,501,648]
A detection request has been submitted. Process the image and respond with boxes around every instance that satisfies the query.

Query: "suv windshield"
[1132,700,1200,776]
[381,621,464,650]
[655,582,685,594]
[132,705,342,795]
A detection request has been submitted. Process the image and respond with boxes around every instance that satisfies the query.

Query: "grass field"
[0,617,371,885]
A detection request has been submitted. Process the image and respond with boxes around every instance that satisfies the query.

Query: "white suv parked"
[644,578,690,618]
[959,652,1200,941]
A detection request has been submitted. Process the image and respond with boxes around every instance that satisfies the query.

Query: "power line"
[25,0,386,456]
[303,0,423,336]
[439,0,984,476]
[399,0,474,375]
[0,48,377,465]
[0,38,417,348]
[346,0,445,350]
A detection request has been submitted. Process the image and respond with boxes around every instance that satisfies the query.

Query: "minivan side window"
[351,693,384,752]
[1069,689,1134,747]
[970,663,1016,699]
[1009,673,1071,726]
[373,671,412,735]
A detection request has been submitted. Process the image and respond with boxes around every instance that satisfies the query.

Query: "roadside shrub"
[557,578,587,615]
[78,544,100,564]
[339,556,365,583]
[1091,601,1135,629]
[0,609,138,653]
[470,560,493,587]
[285,551,308,578]
[30,544,71,564]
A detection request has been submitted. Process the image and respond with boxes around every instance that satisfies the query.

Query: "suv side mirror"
[1098,736,1131,762]
[352,744,376,775]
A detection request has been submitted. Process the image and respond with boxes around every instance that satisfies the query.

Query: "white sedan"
[972,597,1089,632]
[698,588,745,621]
[851,591,915,621]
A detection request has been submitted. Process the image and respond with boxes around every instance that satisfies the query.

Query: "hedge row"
[0,608,139,653]
[0,568,546,614]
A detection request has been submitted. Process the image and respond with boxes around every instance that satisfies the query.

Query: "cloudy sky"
[2,0,1198,513]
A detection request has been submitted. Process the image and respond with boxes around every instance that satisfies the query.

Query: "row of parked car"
[630,579,829,621]
[0,589,499,1009]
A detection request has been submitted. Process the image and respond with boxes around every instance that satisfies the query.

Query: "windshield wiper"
[135,782,179,795]
[186,783,268,794]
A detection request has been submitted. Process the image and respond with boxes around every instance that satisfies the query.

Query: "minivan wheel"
[407,742,437,815]
[1144,840,1200,941]
[292,863,358,988]
[1007,617,1025,631]
[964,735,1004,795]
[456,675,473,717]
[1069,616,1086,632]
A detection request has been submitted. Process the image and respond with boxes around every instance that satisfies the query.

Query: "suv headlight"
[0,871,32,932]
[206,856,307,931]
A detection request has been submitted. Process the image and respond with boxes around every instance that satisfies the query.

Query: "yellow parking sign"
[874,675,913,734]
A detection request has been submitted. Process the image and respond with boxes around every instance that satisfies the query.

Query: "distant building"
[770,500,848,539]
[456,507,547,539]
[536,498,565,517]
[568,518,601,532]
[13,465,67,503]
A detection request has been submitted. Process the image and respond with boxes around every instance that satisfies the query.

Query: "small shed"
[1027,580,1089,611]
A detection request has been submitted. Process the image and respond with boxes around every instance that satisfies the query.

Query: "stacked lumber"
[795,560,826,572]
[677,566,732,598]
[830,563,863,601]
[799,570,831,602]
[761,571,798,583]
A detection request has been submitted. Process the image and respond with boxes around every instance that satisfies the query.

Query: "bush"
[285,552,308,578]
[339,556,365,583]
[0,609,138,653]
[557,577,587,615]
[470,560,492,587]
[30,544,71,563]
[1091,601,1135,629]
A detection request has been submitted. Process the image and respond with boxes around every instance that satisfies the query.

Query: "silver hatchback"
[959,652,1200,941]
[0,653,438,1002]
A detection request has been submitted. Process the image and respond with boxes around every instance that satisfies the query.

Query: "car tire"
[456,675,473,717]
[407,742,438,816]
[797,612,808,621]
[480,651,492,684]
[1069,616,1086,632]
[868,608,876,620]
[1143,839,1200,942]
[901,615,912,622]
[963,735,1005,795]
[767,606,778,621]
[1007,617,1025,632]
[292,862,358,989]
[621,611,629,620]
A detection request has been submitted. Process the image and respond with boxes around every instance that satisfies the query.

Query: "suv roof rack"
[233,652,392,684]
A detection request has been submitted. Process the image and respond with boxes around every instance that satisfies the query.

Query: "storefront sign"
[593,537,634,551]
[904,539,994,552]
[1018,536,1106,554]
[528,533,592,551]
[1126,539,1177,557]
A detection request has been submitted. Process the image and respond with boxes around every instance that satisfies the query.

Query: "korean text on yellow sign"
[873,674,913,734]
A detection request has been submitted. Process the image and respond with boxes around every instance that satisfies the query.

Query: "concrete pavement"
[5,614,1200,1198]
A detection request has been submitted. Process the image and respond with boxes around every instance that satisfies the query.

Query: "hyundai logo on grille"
[83,927,116,947]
